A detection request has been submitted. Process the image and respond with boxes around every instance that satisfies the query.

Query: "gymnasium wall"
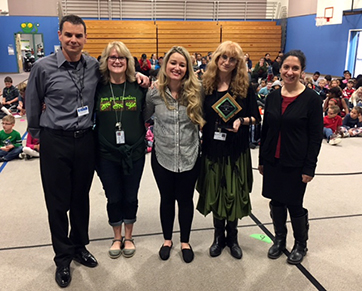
[285,13,362,76]
[0,16,59,73]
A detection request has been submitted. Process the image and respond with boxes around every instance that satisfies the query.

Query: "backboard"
[316,0,343,26]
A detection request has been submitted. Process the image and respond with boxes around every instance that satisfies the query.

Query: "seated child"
[324,98,338,116]
[17,82,27,116]
[315,78,329,100]
[340,106,362,137]
[270,80,282,92]
[323,87,349,117]
[258,81,272,98]
[2,76,19,112]
[0,115,23,162]
[23,132,40,158]
[256,79,267,93]
[342,79,355,100]
[323,105,342,145]
[350,86,362,107]
[257,81,272,107]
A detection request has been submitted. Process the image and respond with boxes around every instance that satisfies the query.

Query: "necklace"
[109,81,126,130]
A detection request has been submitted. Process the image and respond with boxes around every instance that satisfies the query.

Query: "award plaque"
[212,92,242,123]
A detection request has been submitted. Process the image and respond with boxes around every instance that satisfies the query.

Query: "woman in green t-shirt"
[95,41,147,259]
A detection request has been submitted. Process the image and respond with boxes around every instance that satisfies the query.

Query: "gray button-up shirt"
[26,50,100,138]
[144,87,200,173]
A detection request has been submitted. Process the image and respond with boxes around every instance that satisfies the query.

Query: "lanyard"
[109,82,126,130]
[66,62,86,107]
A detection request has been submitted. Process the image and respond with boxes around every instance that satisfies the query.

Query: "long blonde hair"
[203,41,249,98]
[158,46,205,127]
[99,41,136,84]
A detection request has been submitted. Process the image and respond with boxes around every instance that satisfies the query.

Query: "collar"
[56,49,86,70]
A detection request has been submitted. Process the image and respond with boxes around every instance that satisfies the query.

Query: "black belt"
[44,127,92,138]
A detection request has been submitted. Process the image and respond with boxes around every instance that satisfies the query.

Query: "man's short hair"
[2,115,15,124]
[4,76,12,83]
[59,14,86,34]
[313,71,320,76]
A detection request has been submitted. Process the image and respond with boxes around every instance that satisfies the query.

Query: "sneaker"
[19,153,26,159]
[329,135,341,145]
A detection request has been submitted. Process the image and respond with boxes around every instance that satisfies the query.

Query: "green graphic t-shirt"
[95,81,146,163]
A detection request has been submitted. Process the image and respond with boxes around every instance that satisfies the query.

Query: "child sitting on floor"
[324,105,343,145]
[0,115,23,162]
[22,132,40,159]
[323,87,349,117]
[342,79,355,100]
[340,106,362,137]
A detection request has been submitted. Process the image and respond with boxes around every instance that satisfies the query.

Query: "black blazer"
[259,87,323,177]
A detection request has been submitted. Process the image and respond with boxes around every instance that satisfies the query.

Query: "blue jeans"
[323,127,333,140]
[96,155,145,226]
[0,146,23,161]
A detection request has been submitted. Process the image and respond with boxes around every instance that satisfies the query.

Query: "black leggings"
[270,200,305,217]
[151,152,200,243]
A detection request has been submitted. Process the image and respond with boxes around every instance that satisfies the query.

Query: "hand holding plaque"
[212,92,242,128]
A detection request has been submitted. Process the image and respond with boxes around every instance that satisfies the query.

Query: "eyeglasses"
[2,122,12,125]
[108,56,126,62]
[220,54,237,64]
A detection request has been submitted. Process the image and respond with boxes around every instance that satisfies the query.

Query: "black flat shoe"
[55,266,71,288]
[73,249,98,268]
[159,242,173,260]
[181,244,194,263]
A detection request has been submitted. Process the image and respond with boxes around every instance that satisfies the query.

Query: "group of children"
[0,77,39,163]
[250,67,362,147]
[310,70,362,145]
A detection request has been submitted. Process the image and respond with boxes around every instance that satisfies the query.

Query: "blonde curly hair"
[158,46,205,127]
[99,41,136,84]
[203,41,249,98]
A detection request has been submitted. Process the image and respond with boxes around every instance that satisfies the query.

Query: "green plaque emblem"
[212,92,242,123]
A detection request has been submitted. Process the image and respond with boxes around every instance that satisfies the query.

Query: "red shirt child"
[324,106,342,132]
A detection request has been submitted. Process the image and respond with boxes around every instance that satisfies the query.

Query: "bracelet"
[239,117,244,124]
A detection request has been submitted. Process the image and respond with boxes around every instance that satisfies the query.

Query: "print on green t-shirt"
[100,95,137,112]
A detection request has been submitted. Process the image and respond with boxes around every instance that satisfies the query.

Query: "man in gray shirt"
[26,14,148,288]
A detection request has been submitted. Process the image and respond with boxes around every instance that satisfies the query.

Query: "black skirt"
[262,159,307,205]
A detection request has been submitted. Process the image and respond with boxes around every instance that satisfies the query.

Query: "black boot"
[209,217,226,257]
[226,220,242,259]
[268,202,287,259]
[287,209,309,265]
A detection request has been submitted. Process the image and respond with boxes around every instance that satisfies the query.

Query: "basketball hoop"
[315,17,328,27]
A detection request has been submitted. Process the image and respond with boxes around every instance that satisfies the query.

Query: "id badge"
[213,131,227,141]
[116,130,125,144]
[77,105,89,117]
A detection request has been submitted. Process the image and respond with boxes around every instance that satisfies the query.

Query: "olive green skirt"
[196,151,253,221]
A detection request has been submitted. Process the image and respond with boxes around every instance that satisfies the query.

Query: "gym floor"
[0,73,361,291]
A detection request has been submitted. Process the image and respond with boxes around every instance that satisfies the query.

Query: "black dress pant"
[40,128,95,267]
[151,151,200,243]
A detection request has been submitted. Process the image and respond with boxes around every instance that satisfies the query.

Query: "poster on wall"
[21,40,30,50]
[8,45,14,55]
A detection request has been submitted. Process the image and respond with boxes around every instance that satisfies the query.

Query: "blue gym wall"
[0,16,59,73]
[1,14,362,76]
[285,13,362,77]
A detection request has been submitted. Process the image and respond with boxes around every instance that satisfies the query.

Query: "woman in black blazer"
[258,50,323,264]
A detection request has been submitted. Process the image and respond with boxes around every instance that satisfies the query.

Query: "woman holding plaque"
[144,46,205,263]
[196,41,261,259]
